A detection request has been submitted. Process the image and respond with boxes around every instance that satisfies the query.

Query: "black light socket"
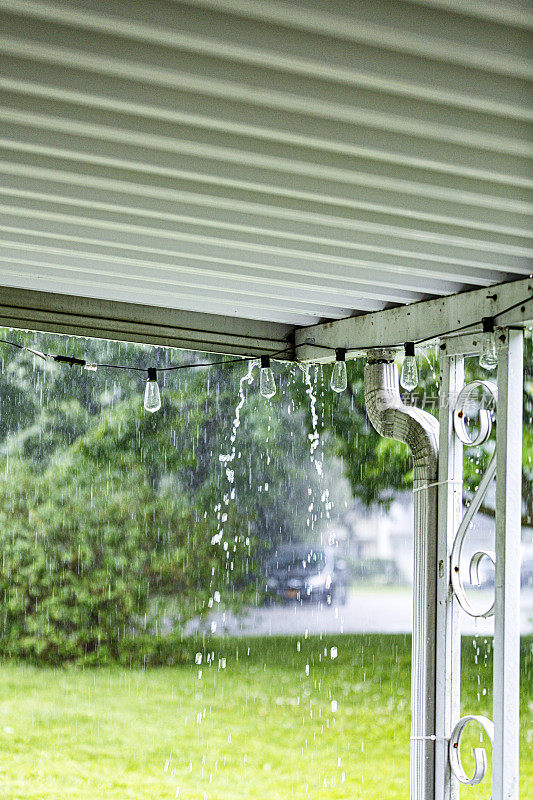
[335,348,346,362]
[53,354,86,367]
[147,367,157,381]
[482,316,495,334]
[260,355,270,369]
[404,342,415,357]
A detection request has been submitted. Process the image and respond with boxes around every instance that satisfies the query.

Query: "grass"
[0,635,531,800]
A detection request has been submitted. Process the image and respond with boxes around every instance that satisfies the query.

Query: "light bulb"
[330,348,347,392]
[479,317,497,371]
[84,362,98,372]
[400,342,418,391]
[260,355,276,399]
[144,367,161,412]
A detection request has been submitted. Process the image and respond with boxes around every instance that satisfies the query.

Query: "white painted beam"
[0,285,292,356]
[294,277,533,361]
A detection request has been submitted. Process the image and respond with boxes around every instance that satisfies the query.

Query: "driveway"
[187,587,533,637]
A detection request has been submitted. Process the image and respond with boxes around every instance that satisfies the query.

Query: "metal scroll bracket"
[449,714,494,790]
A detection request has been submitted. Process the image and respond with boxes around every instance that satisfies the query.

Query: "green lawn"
[0,635,531,800]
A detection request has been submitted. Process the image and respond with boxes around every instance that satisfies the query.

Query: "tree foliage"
[0,328,530,663]
[307,339,532,519]
[0,333,333,662]
[0,393,256,663]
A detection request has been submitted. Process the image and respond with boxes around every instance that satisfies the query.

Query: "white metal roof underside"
[0,0,531,346]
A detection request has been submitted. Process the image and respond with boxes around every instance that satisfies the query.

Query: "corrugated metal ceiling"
[0,0,531,330]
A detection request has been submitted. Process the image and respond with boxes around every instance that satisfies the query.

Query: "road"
[186,587,533,637]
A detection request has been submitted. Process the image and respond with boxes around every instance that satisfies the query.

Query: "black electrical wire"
[0,337,29,352]
[0,294,530,370]
[0,338,294,375]
[158,346,293,372]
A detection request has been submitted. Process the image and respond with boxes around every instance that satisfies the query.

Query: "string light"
[0,293,529,404]
[144,368,161,413]
[330,348,347,393]
[479,317,498,371]
[400,342,418,391]
[259,355,276,399]
[0,337,291,406]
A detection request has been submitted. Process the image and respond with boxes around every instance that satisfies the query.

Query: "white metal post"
[432,328,524,799]
[493,328,523,799]
[435,351,463,800]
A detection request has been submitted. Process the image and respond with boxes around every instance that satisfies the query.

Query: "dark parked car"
[265,544,348,605]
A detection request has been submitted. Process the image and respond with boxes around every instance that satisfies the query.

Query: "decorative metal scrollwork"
[450,380,498,617]
[453,380,497,446]
[450,452,496,617]
[448,382,497,795]
[449,714,494,790]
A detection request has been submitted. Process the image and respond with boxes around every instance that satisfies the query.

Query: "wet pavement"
[186,587,533,637]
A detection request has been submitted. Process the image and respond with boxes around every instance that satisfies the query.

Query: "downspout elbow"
[364,357,439,483]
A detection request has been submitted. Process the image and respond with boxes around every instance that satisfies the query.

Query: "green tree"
[302,339,532,520]
[0,348,332,663]
[0,392,253,663]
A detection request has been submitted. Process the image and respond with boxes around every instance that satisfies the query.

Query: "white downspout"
[364,352,439,800]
